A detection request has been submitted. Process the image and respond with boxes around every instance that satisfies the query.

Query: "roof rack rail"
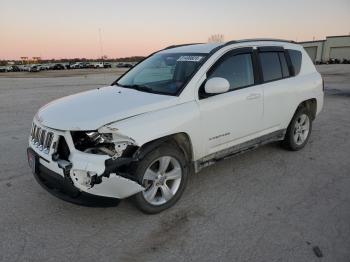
[164,43,204,50]
[225,38,296,46]
[163,39,295,52]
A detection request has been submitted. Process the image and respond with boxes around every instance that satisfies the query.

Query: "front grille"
[31,123,54,154]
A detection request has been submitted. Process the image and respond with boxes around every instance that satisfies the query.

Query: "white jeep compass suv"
[27,39,324,213]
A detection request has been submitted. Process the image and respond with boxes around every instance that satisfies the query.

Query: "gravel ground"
[0,65,349,262]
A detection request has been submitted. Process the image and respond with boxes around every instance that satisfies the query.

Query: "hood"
[37,86,179,130]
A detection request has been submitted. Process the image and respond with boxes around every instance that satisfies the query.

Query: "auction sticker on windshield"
[177,56,204,62]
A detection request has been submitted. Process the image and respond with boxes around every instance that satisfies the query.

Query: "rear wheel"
[132,144,189,214]
[283,107,312,151]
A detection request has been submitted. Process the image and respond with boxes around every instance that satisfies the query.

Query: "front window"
[208,53,254,91]
[116,52,207,95]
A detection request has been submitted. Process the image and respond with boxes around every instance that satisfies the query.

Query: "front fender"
[103,102,203,160]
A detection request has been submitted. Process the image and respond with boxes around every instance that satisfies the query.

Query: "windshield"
[115,53,207,96]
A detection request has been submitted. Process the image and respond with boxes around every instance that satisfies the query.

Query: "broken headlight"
[71,131,135,158]
[86,131,112,144]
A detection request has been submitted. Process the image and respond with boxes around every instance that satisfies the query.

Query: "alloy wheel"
[293,113,310,145]
[142,156,182,205]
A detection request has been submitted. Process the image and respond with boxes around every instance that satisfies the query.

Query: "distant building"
[20,57,29,64]
[32,57,41,62]
[299,35,350,63]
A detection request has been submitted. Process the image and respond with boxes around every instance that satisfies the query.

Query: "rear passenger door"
[257,47,295,132]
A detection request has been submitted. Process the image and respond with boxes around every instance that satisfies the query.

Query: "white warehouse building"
[299,35,350,63]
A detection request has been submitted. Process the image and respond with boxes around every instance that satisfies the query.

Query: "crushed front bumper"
[31,151,120,207]
[27,120,144,206]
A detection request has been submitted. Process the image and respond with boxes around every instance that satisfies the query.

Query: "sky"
[0,0,349,60]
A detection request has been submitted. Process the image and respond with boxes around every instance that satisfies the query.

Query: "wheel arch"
[134,132,194,164]
[295,98,317,120]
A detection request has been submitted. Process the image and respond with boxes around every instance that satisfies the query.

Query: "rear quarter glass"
[288,49,302,75]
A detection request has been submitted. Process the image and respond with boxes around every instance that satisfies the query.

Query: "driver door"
[197,48,264,156]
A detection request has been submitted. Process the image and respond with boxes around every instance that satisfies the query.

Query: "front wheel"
[132,144,189,214]
[283,107,313,151]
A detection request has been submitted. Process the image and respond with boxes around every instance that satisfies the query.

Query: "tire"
[283,106,313,151]
[132,144,189,214]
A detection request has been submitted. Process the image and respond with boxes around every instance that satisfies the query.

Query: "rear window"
[288,49,302,75]
[259,52,283,82]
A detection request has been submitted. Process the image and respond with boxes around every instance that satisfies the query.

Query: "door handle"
[246,93,261,100]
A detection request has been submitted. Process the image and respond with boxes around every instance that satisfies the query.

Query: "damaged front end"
[28,120,144,206]
[68,128,144,195]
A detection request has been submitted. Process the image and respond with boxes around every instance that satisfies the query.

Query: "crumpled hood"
[36,86,179,130]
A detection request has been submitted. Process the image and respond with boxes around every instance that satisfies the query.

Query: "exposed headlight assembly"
[71,130,136,158]
[86,131,112,144]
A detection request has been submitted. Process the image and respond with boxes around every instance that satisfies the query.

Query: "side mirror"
[204,77,230,94]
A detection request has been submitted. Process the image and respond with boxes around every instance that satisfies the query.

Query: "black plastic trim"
[252,49,263,84]
[257,46,285,52]
[102,157,135,178]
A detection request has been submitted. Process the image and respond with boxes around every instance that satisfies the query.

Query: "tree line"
[0,56,145,66]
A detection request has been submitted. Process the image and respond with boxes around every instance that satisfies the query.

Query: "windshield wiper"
[118,84,154,93]
[115,83,173,96]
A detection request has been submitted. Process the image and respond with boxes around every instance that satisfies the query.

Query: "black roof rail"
[165,39,295,50]
[225,38,296,45]
[163,43,204,50]
[206,38,296,56]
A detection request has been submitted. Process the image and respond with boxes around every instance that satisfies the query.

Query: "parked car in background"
[103,62,112,68]
[0,67,7,72]
[94,62,104,68]
[19,65,31,71]
[71,62,84,69]
[7,65,22,72]
[83,62,95,68]
[38,64,50,71]
[50,63,65,70]
[94,62,112,68]
[86,63,96,69]
[27,39,324,213]
[29,65,40,72]
[117,63,133,68]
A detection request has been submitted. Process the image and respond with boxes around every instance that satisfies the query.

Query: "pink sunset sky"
[0,0,349,60]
